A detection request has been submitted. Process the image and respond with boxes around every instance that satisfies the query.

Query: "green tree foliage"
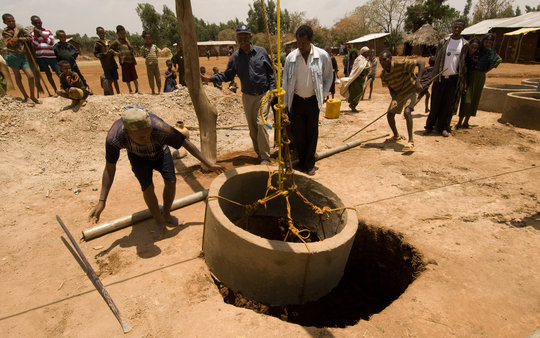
[364,0,413,53]
[472,0,516,23]
[524,4,540,12]
[404,0,461,32]
[515,6,522,15]
[463,0,473,24]
[246,0,301,35]
[136,3,163,46]
[218,29,236,41]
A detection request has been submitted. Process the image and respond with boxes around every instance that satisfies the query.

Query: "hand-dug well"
[203,165,358,305]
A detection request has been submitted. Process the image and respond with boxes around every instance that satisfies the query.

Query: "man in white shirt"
[282,25,333,175]
[425,18,469,137]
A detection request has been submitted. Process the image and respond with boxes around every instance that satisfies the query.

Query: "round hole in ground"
[212,221,425,328]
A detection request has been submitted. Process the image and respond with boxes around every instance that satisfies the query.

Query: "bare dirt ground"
[1,56,539,337]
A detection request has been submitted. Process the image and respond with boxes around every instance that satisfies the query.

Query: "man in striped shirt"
[379,50,425,151]
[30,15,59,93]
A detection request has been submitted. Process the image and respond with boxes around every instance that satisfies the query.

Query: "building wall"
[496,29,540,63]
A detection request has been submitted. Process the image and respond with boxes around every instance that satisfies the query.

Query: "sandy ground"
[0,56,539,337]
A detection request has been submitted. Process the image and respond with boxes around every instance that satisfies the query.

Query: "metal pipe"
[82,134,386,241]
[82,189,208,240]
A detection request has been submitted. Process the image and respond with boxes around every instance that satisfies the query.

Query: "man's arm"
[181,139,225,173]
[321,51,333,97]
[204,55,236,83]
[89,161,116,223]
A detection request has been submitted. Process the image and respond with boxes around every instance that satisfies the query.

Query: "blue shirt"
[106,114,186,163]
[210,45,275,95]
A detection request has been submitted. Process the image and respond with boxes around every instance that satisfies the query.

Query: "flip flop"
[384,135,404,143]
[402,142,415,151]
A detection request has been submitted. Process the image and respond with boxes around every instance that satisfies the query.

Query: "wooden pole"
[175,0,218,164]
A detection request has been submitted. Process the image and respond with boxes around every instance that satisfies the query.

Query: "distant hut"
[403,24,440,56]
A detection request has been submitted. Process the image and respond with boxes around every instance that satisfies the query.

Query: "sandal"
[403,142,415,151]
[30,97,41,104]
[384,135,404,143]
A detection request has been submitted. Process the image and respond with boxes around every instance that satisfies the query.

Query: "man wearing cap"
[89,108,224,239]
[282,25,333,176]
[202,23,275,165]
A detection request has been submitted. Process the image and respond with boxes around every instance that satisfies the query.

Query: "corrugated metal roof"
[197,40,236,46]
[347,32,390,44]
[462,12,540,35]
[505,27,540,35]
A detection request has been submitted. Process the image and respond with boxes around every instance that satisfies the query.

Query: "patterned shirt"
[105,114,186,163]
[141,44,158,65]
[30,28,56,58]
[59,72,89,99]
[2,25,30,55]
[110,39,136,64]
[380,60,417,96]
[54,42,79,66]
[94,39,118,70]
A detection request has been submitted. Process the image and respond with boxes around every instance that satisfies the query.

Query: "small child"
[164,59,177,92]
[110,25,138,93]
[56,60,89,107]
[54,30,91,93]
[1,13,40,103]
[200,66,208,85]
[212,66,222,90]
[141,31,160,94]
[417,56,435,114]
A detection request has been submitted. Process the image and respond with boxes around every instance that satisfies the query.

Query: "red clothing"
[30,28,56,58]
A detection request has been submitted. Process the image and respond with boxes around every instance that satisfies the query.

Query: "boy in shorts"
[111,25,138,93]
[30,15,59,93]
[56,60,89,108]
[94,26,120,94]
[1,13,40,103]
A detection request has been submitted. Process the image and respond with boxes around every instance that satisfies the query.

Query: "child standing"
[30,15,59,93]
[110,25,138,93]
[141,31,160,94]
[94,26,120,94]
[163,59,177,93]
[54,30,90,93]
[56,60,89,108]
[1,13,40,103]
[212,66,222,90]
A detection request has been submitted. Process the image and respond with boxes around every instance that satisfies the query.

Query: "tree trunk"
[175,0,218,164]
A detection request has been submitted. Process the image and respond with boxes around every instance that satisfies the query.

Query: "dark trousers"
[290,94,319,171]
[426,75,458,132]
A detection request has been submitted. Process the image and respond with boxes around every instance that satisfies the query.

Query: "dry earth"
[0,57,539,337]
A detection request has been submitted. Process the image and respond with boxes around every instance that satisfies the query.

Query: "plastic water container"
[325,99,341,119]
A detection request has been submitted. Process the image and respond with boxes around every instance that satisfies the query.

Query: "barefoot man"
[89,107,224,238]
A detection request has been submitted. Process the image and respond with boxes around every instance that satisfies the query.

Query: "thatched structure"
[403,24,440,56]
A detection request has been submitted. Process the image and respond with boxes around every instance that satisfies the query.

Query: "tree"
[365,0,414,52]
[404,0,461,32]
[247,0,298,35]
[136,3,163,46]
[218,29,236,41]
[463,0,473,25]
[332,9,370,46]
[161,5,181,47]
[515,6,522,15]
[525,4,540,12]
[472,0,515,23]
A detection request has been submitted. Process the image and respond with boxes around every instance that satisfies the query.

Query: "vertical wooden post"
[175,0,218,164]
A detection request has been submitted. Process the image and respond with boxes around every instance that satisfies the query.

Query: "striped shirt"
[105,114,186,163]
[30,28,56,58]
[380,60,417,96]
[110,39,136,64]
[142,44,159,65]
